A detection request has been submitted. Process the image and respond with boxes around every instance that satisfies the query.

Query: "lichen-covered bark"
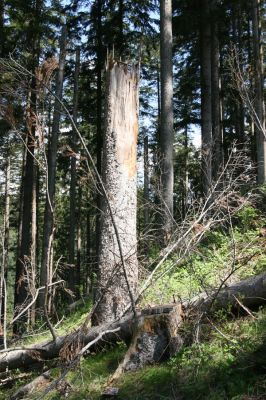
[92,61,139,325]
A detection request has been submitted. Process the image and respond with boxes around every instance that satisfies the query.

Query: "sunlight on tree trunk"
[92,60,139,325]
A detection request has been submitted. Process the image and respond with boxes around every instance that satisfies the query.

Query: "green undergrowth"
[18,298,92,347]
[15,307,266,400]
[142,205,266,307]
[2,204,266,399]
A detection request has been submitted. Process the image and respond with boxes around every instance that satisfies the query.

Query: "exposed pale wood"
[111,304,183,381]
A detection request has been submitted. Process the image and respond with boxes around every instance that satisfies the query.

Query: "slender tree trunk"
[248,17,257,164]
[14,98,36,334]
[13,0,42,335]
[236,2,246,145]
[86,211,91,295]
[29,159,37,328]
[232,2,245,147]
[0,0,4,57]
[251,0,266,183]
[157,65,161,126]
[95,0,103,258]
[182,125,189,218]
[211,9,223,181]
[69,47,80,296]
[92,61,139,325]
[76,186,82,296]
[0,153,10,347]
[143,135,149,254]
[200,0,212,195]
[118,0,124,57]
[159,0,174,237]
[39,25,67,308]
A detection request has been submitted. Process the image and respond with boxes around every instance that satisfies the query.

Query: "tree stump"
[110,304,184,381]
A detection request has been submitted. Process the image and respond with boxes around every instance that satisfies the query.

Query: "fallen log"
[10,371,51,400]
[1,272,265,373]
[189,271,266,312]
[0,314,135,373]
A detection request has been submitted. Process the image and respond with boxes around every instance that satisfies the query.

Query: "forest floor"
[1,204,266,399]
[2,307,265,400]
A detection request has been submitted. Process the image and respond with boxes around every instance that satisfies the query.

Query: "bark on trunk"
[143,135,149,254]
[92,60,139,325]
[0,153,10,347]
[69,47,80,296]
[159,0,174,236]
[14,93,37,334]
[200,0,212,195]
[13,0,43,333]
[181,125,189,218]
[76,186,82,294]
[86,211,92,294]
[39,25,67,307]
[251,0,266,184]
[29,159,37,328]
[231,2,245,148]
[95,0,103,258]
[118,0,125,57]
[0,0,4,57]
[211,10,223,181]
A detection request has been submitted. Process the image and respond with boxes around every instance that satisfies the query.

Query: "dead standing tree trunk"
[92,60,139,325]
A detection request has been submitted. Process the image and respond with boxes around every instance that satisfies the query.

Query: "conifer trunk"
[39,25,67,307]
[251,0,266,183]
[159,0,174,236]
[0,0,4,57]
[0,153,10,346]
[143,135,149,254]
[200,0,212,194]
[92,61,139,325]
[95,0,103,258]
[13,0,42,331]
[211,9,223,180]
[69,47,80,296]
